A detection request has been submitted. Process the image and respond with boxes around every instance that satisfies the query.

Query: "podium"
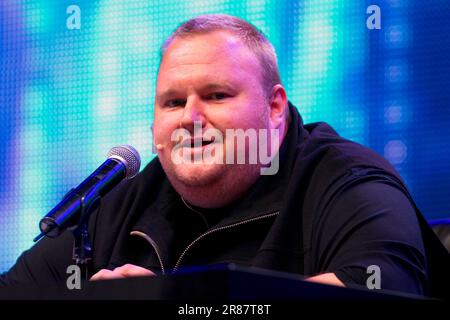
[2,264,443,318]
[0,264,427,301]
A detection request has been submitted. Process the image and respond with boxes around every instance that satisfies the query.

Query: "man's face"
[153,30,270,192]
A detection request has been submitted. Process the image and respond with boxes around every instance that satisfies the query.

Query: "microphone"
[34,145,141,241]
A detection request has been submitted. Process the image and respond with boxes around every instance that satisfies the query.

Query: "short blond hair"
[160,14,282,99]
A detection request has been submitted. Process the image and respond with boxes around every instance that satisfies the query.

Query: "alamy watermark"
[66,5,380,31]
[66,264,81,290]
[366,5,381,30]
[66,263,382,290]
[66,5,81,30]
[366,264,381,290]
[166,121,280,175]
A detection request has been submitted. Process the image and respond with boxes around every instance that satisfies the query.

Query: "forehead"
[158,30,261,79]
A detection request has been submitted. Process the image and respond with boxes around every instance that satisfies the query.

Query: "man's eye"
[166,99,185,108]
[209,93,229,100]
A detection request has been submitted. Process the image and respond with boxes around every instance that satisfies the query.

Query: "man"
[1,14,448,297]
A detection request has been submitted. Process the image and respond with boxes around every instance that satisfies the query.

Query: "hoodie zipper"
[129,230,166,275]
[172,210,280,273]
[130,211,279,275]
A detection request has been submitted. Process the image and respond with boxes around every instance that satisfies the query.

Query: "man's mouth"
[181,137,216,148]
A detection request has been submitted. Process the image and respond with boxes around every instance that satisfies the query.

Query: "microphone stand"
[71,188,101,282]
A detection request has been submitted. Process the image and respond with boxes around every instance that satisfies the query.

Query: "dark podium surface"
[0,264,429,301]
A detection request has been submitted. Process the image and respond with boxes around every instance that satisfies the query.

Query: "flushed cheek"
[218,104,258,127]
[154,119,178,141]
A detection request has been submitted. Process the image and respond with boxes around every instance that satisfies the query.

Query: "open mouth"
[199,139,214,147]
[182,137,216,148]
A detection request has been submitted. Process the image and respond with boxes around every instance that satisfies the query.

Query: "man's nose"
[179,96,207,131]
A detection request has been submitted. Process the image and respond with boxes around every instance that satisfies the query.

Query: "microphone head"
[107,145,141,179]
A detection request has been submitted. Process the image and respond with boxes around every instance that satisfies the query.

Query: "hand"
[305,272,345,287]
[90,264,156,281]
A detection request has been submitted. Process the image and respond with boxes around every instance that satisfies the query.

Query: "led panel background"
[1,0,449,271]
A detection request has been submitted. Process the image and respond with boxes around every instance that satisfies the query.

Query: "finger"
[90,269,124,281]
[113,264,156,278]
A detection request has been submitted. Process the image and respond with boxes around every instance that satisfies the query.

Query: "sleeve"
[311,180,428,295]
[0,230,78,287]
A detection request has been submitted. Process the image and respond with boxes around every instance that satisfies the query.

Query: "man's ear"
[268,84,288,130]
